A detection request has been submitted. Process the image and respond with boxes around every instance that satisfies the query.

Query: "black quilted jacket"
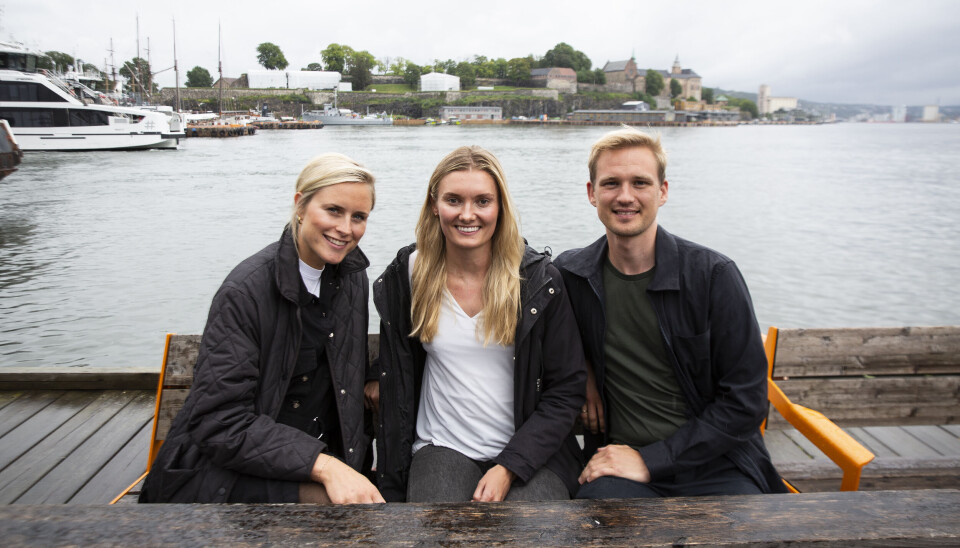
[140,227,371,503]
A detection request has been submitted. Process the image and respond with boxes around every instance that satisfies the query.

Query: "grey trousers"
[407,444,569,502]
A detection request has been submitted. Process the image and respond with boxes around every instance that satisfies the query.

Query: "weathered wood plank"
[0,391,100,472]
[944,424,960,438]
[902,425,960,456]
[69,418,153,504]
[863,426,943,459]
[0,391,20,411]
[0,391,145,504]
[155,388,188,442]
[0,367,159,391]
[767,376,959,427]
[845,427,898,458]
[162,334,201,387]
[775,327,960,377]
[3,490,959,546]
[0,390,63,438]
[15,391,154,504]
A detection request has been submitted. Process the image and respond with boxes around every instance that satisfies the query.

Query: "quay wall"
[155,87,638,119]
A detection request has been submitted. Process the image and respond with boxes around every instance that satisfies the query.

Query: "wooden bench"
[766,326,960,490]
[13,490,960,546]
[115,330,879,501]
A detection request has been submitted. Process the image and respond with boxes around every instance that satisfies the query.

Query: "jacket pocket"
[672,330,712,400]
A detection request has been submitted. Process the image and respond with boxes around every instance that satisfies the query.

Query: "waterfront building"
[438,106,502,121]
[656,56,702,101]
[922,105,940,122]
[530,67,577,93]
[757,84,798,115]
[603,56,702,101]
[420,72,460,92]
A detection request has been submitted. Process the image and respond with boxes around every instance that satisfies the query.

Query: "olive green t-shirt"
[603,258,688,449]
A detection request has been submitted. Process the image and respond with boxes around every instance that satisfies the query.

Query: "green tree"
[185,66,213,87]
[702,87,714,104]
[347,49,376,90]
[388,57,407,76]
[44,51,75,71]
[435,59,457,74]
[492,58,509,79]
[541,42,592,72]
[403,60,422,87]
[120,57,151,94]
[738,99,758,119]
[454,61,476,88]
[593,68,606,85]
[303,62,324,71]
[256,42,288,70]
[644,69,664,96]
[506,57,531,85]
[321,43,351,73]
[670,78,682,99]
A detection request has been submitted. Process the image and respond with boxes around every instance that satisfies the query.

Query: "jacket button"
[377,278,382,283]
[381,371,386,376]
[340,389,346,395]
[292,400,301,408]
[530,308,538,315]
[329,332,334,338]
[548,287,555,294]
[301,375,309,382]
[348,447,354,453]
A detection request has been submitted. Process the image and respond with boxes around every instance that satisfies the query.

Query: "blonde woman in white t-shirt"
[370,146,587,502]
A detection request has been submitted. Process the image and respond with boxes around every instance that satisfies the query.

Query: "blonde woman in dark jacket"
[372,146,587,502]
[140,153,384,504]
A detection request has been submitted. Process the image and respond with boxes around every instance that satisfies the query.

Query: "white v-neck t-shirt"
[409,251,516,460]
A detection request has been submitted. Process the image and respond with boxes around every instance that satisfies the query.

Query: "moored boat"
[0,41,185,151]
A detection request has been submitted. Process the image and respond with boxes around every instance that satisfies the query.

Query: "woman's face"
[433,169,500,254]
[295,182,373,269]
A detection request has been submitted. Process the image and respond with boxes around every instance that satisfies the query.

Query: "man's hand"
[580,363,605,434]
[311,454,385,504]
[472,465,516,502]
[578,444,650,484]
[363,380,379,413]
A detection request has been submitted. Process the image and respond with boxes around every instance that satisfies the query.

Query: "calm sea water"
[1,123,959,368]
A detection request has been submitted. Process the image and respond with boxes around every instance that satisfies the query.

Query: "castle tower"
[671,55,682,75]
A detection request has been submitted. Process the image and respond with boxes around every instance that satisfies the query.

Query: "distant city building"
[891,105,907,123]
[420,72,460,92]
[438,106,502,121]
[621,100,649,111]
[758,84,798,115]
[246,70,341,90]
[922,105,940,122]
[530,67,577,93]
[657,56,702,101]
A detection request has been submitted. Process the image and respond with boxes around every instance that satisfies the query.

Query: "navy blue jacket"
[554,227,786,493]
[373,244,587,501]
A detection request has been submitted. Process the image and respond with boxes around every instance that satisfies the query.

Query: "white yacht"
[0,42,185,151]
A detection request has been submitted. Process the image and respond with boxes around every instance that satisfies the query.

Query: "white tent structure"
[420,72,460,92]
[247,70,341,90]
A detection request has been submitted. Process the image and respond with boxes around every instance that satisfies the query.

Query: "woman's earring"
[297,215,303,224]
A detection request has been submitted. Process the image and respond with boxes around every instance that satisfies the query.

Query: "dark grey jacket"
[554,227,787,493]
[373,244,586,501]
[140,227,371,503]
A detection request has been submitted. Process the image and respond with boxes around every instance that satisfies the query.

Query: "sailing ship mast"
[218,21,223,116]
[173,19,181,113]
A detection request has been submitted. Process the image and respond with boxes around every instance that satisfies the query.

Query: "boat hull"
[12,130,181,151]
[302,114,392,126]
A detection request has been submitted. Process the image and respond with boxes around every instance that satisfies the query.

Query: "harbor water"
[1,123,959,368]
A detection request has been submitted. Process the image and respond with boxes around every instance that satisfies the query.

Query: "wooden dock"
[0,386,958,504]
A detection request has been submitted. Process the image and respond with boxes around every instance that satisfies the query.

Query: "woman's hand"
[311,454,385,504]
[472,465,516,502]
[364,380,380,413]
[581,362,605,434]
[578,444,650,485]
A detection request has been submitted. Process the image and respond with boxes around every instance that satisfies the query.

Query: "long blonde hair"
[410,146,524,345]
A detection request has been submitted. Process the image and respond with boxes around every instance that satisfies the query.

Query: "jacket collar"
[564,226,680,292]
[276,225,370,303]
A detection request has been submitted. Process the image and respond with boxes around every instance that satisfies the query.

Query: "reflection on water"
[1,124,959,367]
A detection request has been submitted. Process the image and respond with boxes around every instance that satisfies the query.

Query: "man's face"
[587,146,668,239]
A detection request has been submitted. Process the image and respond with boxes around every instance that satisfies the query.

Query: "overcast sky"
[4,0,958,106]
